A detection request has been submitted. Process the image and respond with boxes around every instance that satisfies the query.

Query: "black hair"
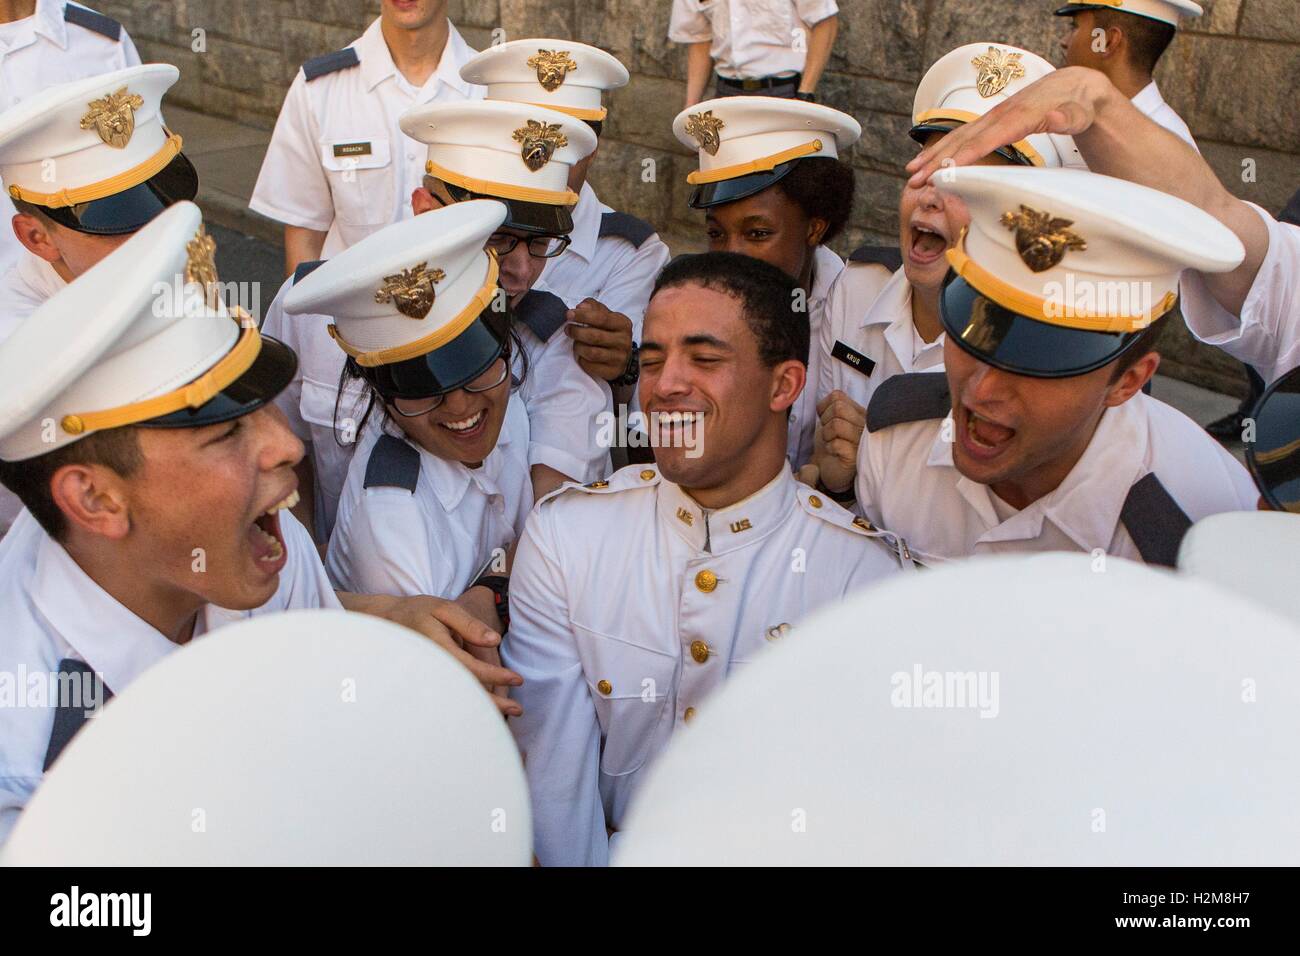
[583,119,604,138]
[773,156,856,245]
[0,426,142,540]
[651,252,808,367]
[1094,9,1177,74]
[1109,312,1171,382]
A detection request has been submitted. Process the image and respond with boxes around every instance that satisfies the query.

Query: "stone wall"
[96,0,1299,394]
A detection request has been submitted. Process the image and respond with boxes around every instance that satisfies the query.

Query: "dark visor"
[940,275,1148,379]
[443,180,573,235]
[1246,365,1300,514]
[354,308,510,402]
[140,334,298,430]
[36,151,199,236]
[687,159,800,209]
[909,121,1035,167]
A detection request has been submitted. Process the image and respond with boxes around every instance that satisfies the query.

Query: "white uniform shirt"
[0,1,140,278]
[1132,80,1197,150]
[327,402,532,598]
[787,244,844,467]
[0,508,338,844]
[855,392,1257,566]
[818,264,945,411]
[668,0,838,80]
[1181,203,1300,385]
[503,462,905,866]
[249,17,483,257]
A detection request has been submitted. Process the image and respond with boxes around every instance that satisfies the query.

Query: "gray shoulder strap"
[63,3,122,40]
[293,259,326,284]
[1120,473,1193,568]
[303,47,360,81]
[866,372,951,433]
[363,434,420,493]
[515,289,569,343]
[598,211,656,249]
[848,244,903,271]
[43,659,113,772]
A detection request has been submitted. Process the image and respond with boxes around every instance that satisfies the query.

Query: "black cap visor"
[444,181,573,235]
[909,121,1035,166]
[36,151,199,236]
[140,334,298,430]
[940,275,1146,379]
[357,310,510,402]
[1246,365,1300,513]
[1054,3,1105,15]
[687,159,800,209]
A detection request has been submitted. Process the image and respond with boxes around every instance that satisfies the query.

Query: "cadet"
[0,0,141,279]
[1055,0,1201,146]
[462,38,671,394]
[669,0,839,106]
[811,43,1085,503]
[853,166,1257,565]
[249,0,483,275]
[672,95,860,467]
[503,252,908,867]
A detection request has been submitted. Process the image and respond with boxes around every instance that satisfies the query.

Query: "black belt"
[716,71,801,92]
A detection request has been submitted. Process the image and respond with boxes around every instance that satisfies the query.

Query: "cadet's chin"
[652,446,707,487]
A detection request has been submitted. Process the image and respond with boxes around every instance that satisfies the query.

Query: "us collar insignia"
[184,226,220,307]
[512,119,569,172]
[375,262,446,319]
[527,49,578,92]
[1000,205,1087,273]
[80,86,145,148]
[971,47,1026,98]
[684,110,725,156]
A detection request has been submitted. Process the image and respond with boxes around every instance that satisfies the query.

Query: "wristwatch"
[795,91,816,103]
[611,342,640,387]
[472,574,510,633]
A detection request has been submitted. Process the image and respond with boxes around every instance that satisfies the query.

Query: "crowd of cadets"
[0,0,1296,864]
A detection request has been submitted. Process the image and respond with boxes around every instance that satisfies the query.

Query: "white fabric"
[855,392,1258,565]
[786,243,843,467]
[502,462,903,866]
[250,18,483,257]
[0,508,339,845]
[1132,80,1197,149]
[1180,203,1300,385]
[327,403,532,598]
[0,250,64,346]
[668,0,838,80]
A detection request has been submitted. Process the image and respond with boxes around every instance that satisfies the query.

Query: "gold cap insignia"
[512,119,569,172]
[80,86,145,149]
[375,262,446,319]
[1000,205,1088,273]
[684,110,725,156]
[185,225,220,308]
[971,47,1026,99]
[526,49,578,92]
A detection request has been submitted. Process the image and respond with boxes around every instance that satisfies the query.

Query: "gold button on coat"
[690,640,710,663]
[808,494,823,508]
[694,569,718,593]
[640,469,655,480]
[684,706,697,723]
[597,679,612,696]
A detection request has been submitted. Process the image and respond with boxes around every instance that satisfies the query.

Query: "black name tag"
[333,141,372,157]
[832,340,876,378]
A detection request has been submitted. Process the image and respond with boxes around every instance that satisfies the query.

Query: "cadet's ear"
[49,463,131,541]
[1104,350,1160,408]
[769,358,806,415]
[805,215,830,248]
[12,213,61,264]
[1097,25,1125,61]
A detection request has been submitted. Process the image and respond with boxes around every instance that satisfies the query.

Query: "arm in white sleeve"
[327,491,453,599]
[249,75,335,232]
[519,334,612,484]
[668,0,712,43]
[593,236,671,339]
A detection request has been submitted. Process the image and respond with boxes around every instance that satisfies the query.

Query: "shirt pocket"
[572,621,677,778]
[319,136,394,227]
[748,0,797,45]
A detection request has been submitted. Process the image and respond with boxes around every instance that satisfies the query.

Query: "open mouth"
[439,409,488,442]
[248,488,298,569]
[959,405,1017,460]
[908,222,949,266]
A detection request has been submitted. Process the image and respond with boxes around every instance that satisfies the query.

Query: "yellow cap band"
[524,101,607,121]
[61,313,260,436]
[686,139,825,185]
[329,254,502,368]
[913,110,1045,167]
[9,132,184,208]
[946,238,1177,334]
[426,160,578,207]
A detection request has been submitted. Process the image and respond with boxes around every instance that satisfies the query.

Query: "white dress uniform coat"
[0,509,339,845]
[855,383,1258,566]
[1132,80,1197,149]
[249,17,483,258]
[0,1,140,279]
[786,243,844,467]
[668,0,838,81]
[503,463,906,866]
[327,402,532,598]
[1180,205,1300,385]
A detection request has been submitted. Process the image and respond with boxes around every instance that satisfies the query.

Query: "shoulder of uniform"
[63,3,122,40]
[794,482,873,536]
[847,243,903,272]
[292,259,326,285]
[537,464,661,508]
[598,211,657,249]
[1120,472,1193,568]
[303,46,360,82]
[363,434,420,494]
[866,371,951,433]
[514,288,569,343]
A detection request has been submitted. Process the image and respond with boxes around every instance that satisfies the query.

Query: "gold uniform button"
[597,679,612,696]
[684,706,697,723]
[690,640,710,664]
[808,494,823,509]
[585,480,609,489]
[694,569,718,593]
[639,469,655,481]
[853,516,874,532]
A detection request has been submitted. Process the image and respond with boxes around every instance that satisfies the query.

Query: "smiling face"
[703,187,823,283]
[384,357,512,468]
[382,0,446,31]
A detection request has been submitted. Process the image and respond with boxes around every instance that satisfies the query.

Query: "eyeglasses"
[387,359,511,418]
[485,232,571,259]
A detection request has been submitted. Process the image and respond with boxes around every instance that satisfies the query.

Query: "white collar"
[383,413,517,514]
[858,266,912,329]
[808,244,844,313]
[358,16,475,99]
[1131,80,1165,113]
[561,181,602,263]
[0,0,63,51]
[657,466,795,555]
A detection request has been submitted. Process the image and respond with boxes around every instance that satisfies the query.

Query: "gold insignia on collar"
[375,262,446,319]
[1000,205,1088,273]
[677,507,695,526]
[586,480,609,489]
[683,110,725,156]
[80,86,145,149]
[729,519,752,533]
[527,49,578,92]
[512,119,569,172]
[185,226,220,308]
[971,47,1026,98]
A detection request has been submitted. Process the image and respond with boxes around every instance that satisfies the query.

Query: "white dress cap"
[1055,0,1203,29]
[461,38,630,121]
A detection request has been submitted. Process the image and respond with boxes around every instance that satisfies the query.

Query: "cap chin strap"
[687,139,824,185]
[60,310,260,436]
[426,160,578,206]
[8,132,184,207]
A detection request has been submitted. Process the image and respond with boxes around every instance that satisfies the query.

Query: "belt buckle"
[742,78,762,91]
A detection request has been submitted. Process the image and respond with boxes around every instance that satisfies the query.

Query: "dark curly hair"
[773,156,856,246]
